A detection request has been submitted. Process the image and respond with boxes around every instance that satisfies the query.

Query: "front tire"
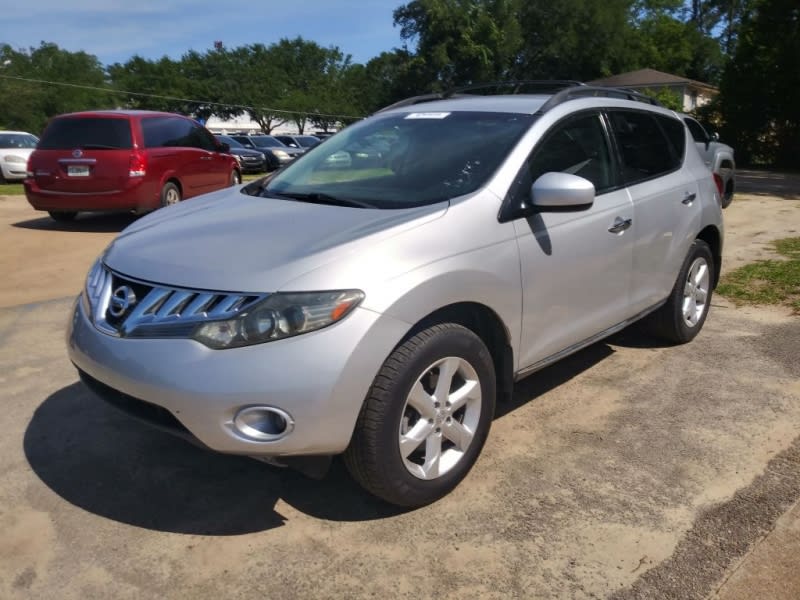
[230,170,241,186]
[645,240,714,344]
[344,323,496,507]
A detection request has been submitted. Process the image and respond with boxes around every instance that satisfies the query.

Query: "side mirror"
[218,142,230,153]
[531,172,595,210]
[710,131,720,142]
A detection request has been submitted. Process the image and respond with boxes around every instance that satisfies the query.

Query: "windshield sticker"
[404,112,451,120]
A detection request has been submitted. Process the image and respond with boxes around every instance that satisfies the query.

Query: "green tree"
[0,42,113,133]
[394,0,523,88]
[717,0,800,167]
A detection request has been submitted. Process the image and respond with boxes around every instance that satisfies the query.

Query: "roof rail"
[449,80,585,95]
[536,85,661,114]
[374,93,448,114]
[375,81,661,115]
[375,80,584,113]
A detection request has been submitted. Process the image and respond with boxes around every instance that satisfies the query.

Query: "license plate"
[67,165,90,177]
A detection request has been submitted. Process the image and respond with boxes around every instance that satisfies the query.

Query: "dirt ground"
[0,175,798,599]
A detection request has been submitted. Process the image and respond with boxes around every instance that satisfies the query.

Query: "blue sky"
[3,1,409,66]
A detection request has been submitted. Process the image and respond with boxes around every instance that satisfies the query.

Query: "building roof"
[588,69,717,91]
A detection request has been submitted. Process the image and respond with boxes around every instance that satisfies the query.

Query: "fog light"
[233,406,294,441]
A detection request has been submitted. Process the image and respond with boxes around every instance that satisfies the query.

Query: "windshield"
[250,136,284,148]
[217,135,244,149]
[0,133,38,149]
[297,136,320,148]
[262,111,534,209]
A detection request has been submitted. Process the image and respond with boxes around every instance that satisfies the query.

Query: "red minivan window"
[38,117,133,150]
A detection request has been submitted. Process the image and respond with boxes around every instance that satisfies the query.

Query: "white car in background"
[0,131,38,182]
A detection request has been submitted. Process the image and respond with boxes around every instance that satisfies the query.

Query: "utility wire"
[0,74,364,120]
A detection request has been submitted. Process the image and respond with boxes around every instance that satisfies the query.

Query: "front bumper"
[67,294,409,457]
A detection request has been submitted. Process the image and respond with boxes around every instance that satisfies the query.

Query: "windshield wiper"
[266,191,376,209]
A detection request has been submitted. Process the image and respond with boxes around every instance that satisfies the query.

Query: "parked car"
[215,135,267,174]
[230,135,303,171]
[682,114,735,208]
[25,110,240,222]
[69,84,723,507]
[274,135,321,152]
[0,131,39,182]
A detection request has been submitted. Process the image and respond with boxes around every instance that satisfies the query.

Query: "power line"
[0,74,364,121]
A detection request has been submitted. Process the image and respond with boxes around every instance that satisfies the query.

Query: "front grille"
[84,262,268,338]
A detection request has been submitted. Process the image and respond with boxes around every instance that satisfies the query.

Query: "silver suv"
[68,84,723,507]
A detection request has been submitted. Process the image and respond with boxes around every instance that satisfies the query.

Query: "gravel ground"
[0,176,798,599]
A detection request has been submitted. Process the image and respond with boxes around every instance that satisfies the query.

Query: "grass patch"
[717,237,800,313]
[0,182,25,195]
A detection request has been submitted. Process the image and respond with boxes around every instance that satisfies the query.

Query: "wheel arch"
[697,225,722,288]
[403,302,515,404]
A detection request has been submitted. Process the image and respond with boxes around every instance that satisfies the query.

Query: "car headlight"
[273,150,290,160]
[4,155,26,163]
[192,290,364,349]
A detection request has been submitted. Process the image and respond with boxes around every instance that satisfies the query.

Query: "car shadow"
[26,328,662,535]
[498,324,667,417]
[24,383,405,535]
[13,212,138,233]
[736,169,800,200]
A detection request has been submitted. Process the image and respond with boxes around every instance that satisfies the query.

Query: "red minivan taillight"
[129,149,147,177]
[713,173,724,198]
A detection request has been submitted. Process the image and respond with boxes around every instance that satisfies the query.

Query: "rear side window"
[142,117,195,148]
[608,111,681,185]
[38,117,132,150]
[683,117,708,143]
[658,115,686,162]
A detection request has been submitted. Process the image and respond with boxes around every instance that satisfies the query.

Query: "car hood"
[104,188,447,292]
[227,147,264,157]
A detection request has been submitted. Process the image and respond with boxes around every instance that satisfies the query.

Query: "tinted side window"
[526,113,615,194]
[683,117,708,143]
[609,111,679,184]
[658,115,686,163]
[142,117,195,148]
[187,125,218,151]
[38,117,132,150]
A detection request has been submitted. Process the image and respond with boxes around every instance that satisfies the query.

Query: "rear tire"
[644,240,714,344]
[160,182,181,207]
[344,323,495,507]
[48,211,77,222]
[721,179,734,208]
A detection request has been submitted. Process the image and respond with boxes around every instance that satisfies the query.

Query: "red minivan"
[25,110,241,221]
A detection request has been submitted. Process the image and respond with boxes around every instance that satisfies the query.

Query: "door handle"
[608,217,632,234]
[682,192,697,205]
[200,156,213,161]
